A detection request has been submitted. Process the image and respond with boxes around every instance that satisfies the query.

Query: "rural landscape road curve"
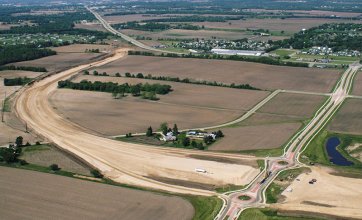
[14,48,260,196]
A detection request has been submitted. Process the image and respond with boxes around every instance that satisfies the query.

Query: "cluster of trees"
[275,23,362,51]
[0,136,24,164]
[85,48,100,53]
[174,24,202,30]
[4,77,32,86]
[0,45,56,66]
[128,50,309,68]
[0,65,47,72]
[57,80,172,99]
[123,72,260,90]
[113,22,171,31]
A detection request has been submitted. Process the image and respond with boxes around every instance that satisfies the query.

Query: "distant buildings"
[211,49,264,56]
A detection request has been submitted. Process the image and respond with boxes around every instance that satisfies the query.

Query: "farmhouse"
[160,132,177,142]
[186,130,216,140]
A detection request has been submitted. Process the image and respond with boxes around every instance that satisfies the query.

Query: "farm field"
[246,9,362,18]
[50,44,115,53]
[74,75,270,111]
[257,93,325,118]
[19,144,91,175]
[50,89,244,136]
[121,28,251,40]
[74,22,108,32]
[193,18,362,34]
[0,166,194,220]
[10,53,103,72]
[210,122,301,151]
[94,55,340,93]
[210,93,325,151]
[104,14,175,24]
[352,72,362,96]
[274,166,362,219]
[328,98,362,135]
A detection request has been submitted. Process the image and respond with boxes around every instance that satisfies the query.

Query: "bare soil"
[50,89,243,136]
[74,75,270,111]
[0,166,194,220]
[95,55,340,93]
[257,93,325,118]
[274,166,362,219]
[210,122,301,151]
[195,18,362,33]
[352,71,362,96]
[10,53,103,72]
[328,99,362,135]
[50,44,115,53]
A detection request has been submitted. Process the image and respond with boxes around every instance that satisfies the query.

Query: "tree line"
[0,45,56,66]
[0,65,47,72]
[4,77,32,86]
[58,80,172,100]
[122,71,261,91]
[128,50,309,68]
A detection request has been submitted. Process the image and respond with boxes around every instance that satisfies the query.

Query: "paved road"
[216,63,361,220]
[86,6,183,55]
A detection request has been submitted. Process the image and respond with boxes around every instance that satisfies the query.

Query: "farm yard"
[328,99,362,135]
[93,55,340,93]
[0,166,194,220]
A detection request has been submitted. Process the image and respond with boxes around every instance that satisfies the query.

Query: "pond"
[326,137,353,166]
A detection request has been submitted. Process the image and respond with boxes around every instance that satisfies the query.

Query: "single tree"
[93,70,98,76]
[115,72,121,77]
[15,136,23,147]
[146,126,153,137]
[160,122,168,135]
[172,124,179,136]
[182,137,190,147]
[191,140,197,148]
[91,169,104,178]
[204,135,214,145]
[50,164,60,171]
[197,142,205,150]
[83,70,89,75]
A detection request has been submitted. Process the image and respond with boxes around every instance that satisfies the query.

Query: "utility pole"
[1,92,6,123]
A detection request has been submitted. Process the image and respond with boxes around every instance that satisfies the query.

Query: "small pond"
[326,137,353,166]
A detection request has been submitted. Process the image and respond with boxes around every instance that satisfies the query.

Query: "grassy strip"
[238,208,321,220]
[236,147,283,157]
[215,184,246,194]
[2,97,11,112]
[265,182,283,203]
[183,195,222,220]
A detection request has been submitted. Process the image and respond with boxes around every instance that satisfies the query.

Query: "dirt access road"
[15,48,259,196]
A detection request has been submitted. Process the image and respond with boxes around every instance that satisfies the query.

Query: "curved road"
[14,48,262,197]
[216,63,361,220]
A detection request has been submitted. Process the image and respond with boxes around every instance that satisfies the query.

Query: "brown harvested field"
[121,28,251,40]
[104,14,175,24]
[352,71,362,96]
[10,53,103,72]
[50,89,244,136]
[74,22,108,32]
[210,122,301,151]
[50,44,115,53]
[194,18,362,34]
[94,55,340,93]
[328,98,362,135]
[274,166,362,219]
[257,93,326,118]
[74,75,270,111]
[246,9,362,18]
[20,144,90,175]
[0,166,194,220]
